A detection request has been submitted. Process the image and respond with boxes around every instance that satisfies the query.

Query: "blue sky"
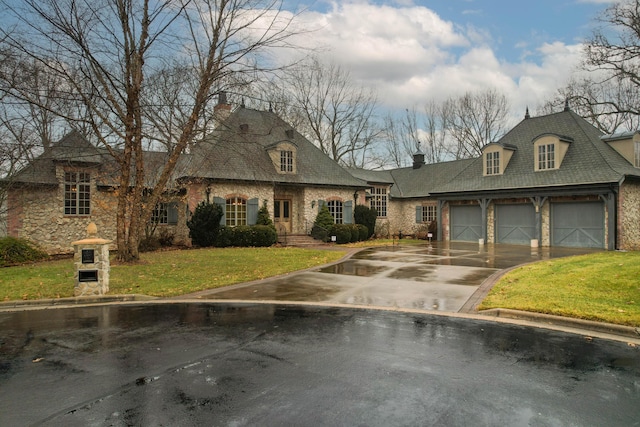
[278,0,616,119]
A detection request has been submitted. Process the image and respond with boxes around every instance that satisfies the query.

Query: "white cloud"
[275,2,586,120]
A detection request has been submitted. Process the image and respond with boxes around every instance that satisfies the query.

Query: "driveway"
[192,241,599,313]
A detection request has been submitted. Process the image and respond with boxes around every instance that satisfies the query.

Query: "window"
[64,172,90,215]
[152,203,168,225]
[538,143,555,170]
[226,197,247,226]
[635,141,640,168]
[370,186,387,217]
[280,150,293,172]
[327,200,343,224]
[422,205,437,223]
[486,152,500,175]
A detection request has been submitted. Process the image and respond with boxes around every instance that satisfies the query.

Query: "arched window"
[327,200,343,224]
[226,197,247,226]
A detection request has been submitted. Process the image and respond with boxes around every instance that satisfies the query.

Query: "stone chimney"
[413,151,425,169]
[214,91,232,126]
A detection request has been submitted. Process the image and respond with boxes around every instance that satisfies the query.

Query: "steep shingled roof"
[429,109,640,195]
[178,107,368,188]
[9,131,105,185]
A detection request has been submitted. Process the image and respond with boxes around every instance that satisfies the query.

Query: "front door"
[274,199,292,234]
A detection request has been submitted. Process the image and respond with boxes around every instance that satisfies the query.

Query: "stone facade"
[7,165,118,254]
[619,180,640,250]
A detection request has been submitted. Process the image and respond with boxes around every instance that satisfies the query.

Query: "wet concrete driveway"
[194,242,600,312]
[1,303,638,426]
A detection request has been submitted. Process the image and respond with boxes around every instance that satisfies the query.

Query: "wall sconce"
[311,200,315,208]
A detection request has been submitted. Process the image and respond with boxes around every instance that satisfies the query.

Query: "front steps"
[279,234,326,247]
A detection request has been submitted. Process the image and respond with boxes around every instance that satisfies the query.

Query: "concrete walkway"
[190,241,600,313]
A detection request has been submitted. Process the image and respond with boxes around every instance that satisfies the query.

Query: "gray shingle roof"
[429,109,640,195]
[10,131,105,185]
[179,107,368,188]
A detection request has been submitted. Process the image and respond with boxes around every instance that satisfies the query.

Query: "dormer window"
[482,142,515,176]
[538,143,555,170]
[485,151,500,175]
[267,141,297,174]
[280,150,293,172]
[533,134,571,171]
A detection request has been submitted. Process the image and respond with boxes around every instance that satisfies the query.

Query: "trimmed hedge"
[216,225,277,247]
[330,224,352,244]
[0,237,48,266]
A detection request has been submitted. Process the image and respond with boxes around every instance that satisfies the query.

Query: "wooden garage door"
[551,202,604,248]
[496,204,535,245]
[450,205,482,242]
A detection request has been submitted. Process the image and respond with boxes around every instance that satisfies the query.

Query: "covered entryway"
[274,199,291,234]
[450,205,482,242]
[551,202,604,248]
[495,204,535,245]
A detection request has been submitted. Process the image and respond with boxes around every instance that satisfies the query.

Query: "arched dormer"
[532,133,573,171]
[482,142,516,176]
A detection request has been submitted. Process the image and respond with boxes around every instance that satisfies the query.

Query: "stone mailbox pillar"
[72,222,112,297]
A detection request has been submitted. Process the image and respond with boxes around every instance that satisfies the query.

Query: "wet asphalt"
[191,242,602,313]
[1,242,639,426]
[1,303,639,426]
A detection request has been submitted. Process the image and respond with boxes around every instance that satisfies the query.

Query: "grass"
[479,251,640,327]
[0,247,346,300]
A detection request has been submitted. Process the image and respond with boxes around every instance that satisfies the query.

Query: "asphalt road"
[1,302,638,426]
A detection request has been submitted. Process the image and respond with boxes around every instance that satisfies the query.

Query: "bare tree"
[447,89,510,159]
[279,56,382,167]
[538,75,640,133]
[421,100,451,164]
[1,0,301,261]
[538,0,640,134]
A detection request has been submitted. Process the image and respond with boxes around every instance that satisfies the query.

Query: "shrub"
[138,236,161,252]
[187,201,223,247]
[216,226,233,247]
[253,225,277,247]
[354,205,377,239]
[232,225,254,247]
[0,237,48,266]
[330,224,352,244]
[311,205,334,242]
[356,224,369,241]
[348,224,360,243]
[158,229,175,246]
[256,201,274,227]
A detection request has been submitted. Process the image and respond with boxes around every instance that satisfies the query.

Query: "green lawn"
[479,251,640,327]
[0,247,346,300]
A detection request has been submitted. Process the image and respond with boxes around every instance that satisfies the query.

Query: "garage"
[450,205,482,242]
[551,202,604,248]
[495,204,536,245]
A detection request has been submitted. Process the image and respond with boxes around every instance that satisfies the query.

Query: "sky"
[278,0,617,121]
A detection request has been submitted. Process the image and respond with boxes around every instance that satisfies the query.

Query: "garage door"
[495,204,536,245]
[450,205,482,242]
[551,202,604,248]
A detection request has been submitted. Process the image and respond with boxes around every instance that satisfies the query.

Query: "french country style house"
[352,104,640,250]
[4,100,640,253]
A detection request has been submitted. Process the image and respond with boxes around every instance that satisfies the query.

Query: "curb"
[480,308,640,339]
[0,294,156,309]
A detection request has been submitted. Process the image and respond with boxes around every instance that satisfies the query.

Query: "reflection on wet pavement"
[1,303,638,426]
[196,242,601,313]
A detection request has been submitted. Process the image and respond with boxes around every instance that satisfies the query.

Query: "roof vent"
[285,129,294,139]
[240,124,248,132]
